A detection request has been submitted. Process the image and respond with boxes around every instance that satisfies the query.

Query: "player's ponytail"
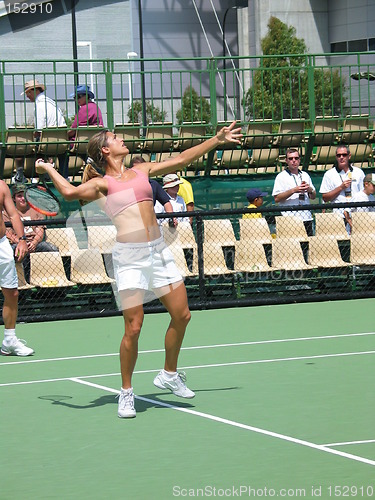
[82,129,109,184]
[82,156,104,183]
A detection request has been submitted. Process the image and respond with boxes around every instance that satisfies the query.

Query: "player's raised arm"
[148,121,242,177]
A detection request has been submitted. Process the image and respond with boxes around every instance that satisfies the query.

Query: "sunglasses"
[336,153,349,157]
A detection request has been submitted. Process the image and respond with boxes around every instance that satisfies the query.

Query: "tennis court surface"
[1,298,374,499]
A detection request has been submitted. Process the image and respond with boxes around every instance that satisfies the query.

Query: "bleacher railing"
[1,52,374,178]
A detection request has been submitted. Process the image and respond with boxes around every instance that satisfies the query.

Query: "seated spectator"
[344,173,375,233]
[3,184,58,280]
[68,84,104,140]
[177,175,195,225]
[243,188,268,219]
[155,174,190,226]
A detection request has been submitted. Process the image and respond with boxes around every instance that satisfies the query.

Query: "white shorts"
[0,236,18,289]
[112,236,182,292]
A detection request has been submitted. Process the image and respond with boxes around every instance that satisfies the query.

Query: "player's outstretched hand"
[216,121,242,145]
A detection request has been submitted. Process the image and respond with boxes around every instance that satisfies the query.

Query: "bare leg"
[119,289,145,389]
[2,287,18,329]
[156,281,191,372]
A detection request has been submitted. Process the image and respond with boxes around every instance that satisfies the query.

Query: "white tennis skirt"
[112,236,182,292]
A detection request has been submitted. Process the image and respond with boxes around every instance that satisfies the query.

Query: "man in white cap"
[154,173,190,226]
[15,80,68,181]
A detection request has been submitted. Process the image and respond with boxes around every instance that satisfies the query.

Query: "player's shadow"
[38,386,237,414]
[38,393,193,413]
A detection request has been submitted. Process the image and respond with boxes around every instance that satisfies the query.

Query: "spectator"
[177,175,195,225]
[0,180,34,356]
[68,84,104,140]
[129,156,177,227]
[4,184,58,281]
[243,188,268,219]
[272,148,316,236]
[16,79,68,180]
[319,145,365,221]
[155,174,190,226]
[344,173,375,233]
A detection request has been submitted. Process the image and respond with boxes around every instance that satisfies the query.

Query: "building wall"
[0,0,133,61]
[0,1,373,63]
[248,0,329,57]
[328,0,375,51]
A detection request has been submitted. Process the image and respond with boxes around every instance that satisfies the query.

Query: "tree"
[127,100,167,124]
[176,86,211,126]
[244,17,346,121]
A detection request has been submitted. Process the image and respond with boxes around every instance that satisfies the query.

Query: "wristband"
[19,235,27,241]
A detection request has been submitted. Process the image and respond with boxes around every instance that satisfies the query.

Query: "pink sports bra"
[104,168,153,217]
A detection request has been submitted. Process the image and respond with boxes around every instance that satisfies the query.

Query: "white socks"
[162,369,177,380]
[121,387,133,394]
[3,329,16,345]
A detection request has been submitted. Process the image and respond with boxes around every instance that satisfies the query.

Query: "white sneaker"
[153,370,195,398]
[1,338,34,356]
[117,388,136,418]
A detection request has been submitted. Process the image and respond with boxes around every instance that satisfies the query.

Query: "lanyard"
[290,171,303,187]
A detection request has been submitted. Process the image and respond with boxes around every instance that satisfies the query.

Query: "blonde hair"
[82,160,103,184]
[82,129,109,184]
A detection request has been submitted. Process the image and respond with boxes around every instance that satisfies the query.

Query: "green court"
[1,299,374,499]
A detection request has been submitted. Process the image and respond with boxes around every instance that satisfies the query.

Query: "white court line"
[1,349,374,388]
[323,439,375,447]
[1,331,375,367]
[70,377,375,468]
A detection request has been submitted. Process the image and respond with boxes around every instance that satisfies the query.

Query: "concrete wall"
[247,0,329,56]
[328,0,375,44]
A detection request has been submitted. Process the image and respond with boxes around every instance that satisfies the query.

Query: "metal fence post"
[307,55,316,125]
[208,59,217,128]
[195,214,206,304]
[0,71,6,144]
[104,59,114,131]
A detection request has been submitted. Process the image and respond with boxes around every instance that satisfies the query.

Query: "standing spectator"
[0,180,34,356]
[319,144,365,222]
[17,79,68,179]
[243,188,268,219]
[344,173,375,233]
[68,84,104,140]
[4,184,58,281]
[272,148,316,236]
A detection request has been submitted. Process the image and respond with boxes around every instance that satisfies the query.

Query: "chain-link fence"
[4,201,375,324]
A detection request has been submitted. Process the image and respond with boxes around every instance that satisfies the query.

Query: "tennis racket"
[25,169,60,217]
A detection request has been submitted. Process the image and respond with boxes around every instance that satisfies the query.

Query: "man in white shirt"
[155,174,190,227]
[319,144,365,220]
[272,148,316,236]
[15,80,68,181]
[344,173,375,233]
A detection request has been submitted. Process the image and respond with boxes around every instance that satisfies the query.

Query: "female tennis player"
[35,121,242,419]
